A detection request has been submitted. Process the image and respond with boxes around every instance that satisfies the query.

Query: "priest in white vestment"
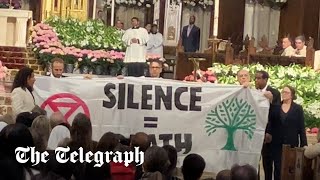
[122,17,149,76]
[146,24,164,57]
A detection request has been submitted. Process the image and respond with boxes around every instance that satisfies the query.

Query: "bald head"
[130,132,150,152]
[50,112,65,128]
[237,69,250,85]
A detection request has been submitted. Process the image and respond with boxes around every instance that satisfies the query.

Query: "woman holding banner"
[11,67,36,117]
[271,85,307,180]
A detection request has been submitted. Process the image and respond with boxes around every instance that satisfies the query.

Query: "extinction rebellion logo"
[205,97,257,151]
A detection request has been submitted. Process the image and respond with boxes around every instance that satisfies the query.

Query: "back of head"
[216,169,231,180]
[16,112,41,127]
[131,132,150,152]
[47,125,71,150]
[30,128,47,152]
[50,111,65,128]
[141,171,164,180]
[182,154,206,180]
[143,146,170,174]
[31,115,51,142]
[162,145,178,176]
[70,113,92,151]
[97,132,119,152]
[231,164,257,180]
[32,105,47,116]
[7,124,34,159]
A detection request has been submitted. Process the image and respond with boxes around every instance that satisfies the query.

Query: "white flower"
[140,0,144,2]
[133,0,136,4]
[146,3,151,7]
[138,2,142,6]
[231,65,240,74]
[208,0,213,5]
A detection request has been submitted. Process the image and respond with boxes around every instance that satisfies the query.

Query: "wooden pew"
[313,156,320,180]
[281,145,313,180]
[247,36,315,68]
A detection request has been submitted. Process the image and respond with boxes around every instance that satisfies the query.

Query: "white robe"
[122,27,149,63]
[146,32,164,57]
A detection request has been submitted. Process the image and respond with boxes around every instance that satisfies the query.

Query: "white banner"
[33,76,269,173]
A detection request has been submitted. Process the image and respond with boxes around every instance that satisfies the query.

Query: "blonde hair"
[31,115,52,144]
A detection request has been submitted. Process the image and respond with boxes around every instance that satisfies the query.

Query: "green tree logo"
[205,97,256,151]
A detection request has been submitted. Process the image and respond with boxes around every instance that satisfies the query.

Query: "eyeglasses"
[150,66,161,69]
[238,74,249,77]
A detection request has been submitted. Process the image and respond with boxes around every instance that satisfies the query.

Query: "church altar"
[0,9,32,47]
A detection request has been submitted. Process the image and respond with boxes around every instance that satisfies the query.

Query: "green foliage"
[45,16,125,51]
[210,63,320,128]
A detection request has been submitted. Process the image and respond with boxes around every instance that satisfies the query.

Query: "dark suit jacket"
[181,25,200,52]
[272,102,307,148]
[265,86,281,135]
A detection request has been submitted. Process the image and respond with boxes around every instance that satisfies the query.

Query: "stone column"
[15,17,28,47]
[0,16,8,46]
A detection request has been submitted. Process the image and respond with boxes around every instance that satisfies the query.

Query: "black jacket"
[181,25,200,52]
[271,102,307,147]
[265,86,281,135]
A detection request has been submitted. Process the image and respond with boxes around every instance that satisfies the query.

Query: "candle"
[93,0,97,19]
[213,0,219,37]
[111,0,115,26]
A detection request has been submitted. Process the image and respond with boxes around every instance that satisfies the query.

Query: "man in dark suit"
[255,70,281,180]
[181,15,200,52]
[47,58,67,78]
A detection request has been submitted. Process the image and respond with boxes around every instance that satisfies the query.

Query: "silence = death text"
[15,146,144,167]
[103,83,202,111]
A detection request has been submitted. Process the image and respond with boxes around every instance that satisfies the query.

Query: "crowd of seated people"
[0,110,259,180]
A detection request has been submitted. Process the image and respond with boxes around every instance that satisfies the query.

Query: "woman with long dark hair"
[11,67,36,116]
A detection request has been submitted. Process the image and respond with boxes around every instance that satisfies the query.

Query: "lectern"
[175,52,213,80]
[0,9,32,47]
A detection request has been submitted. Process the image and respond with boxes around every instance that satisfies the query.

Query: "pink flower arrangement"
[0,61,8,80]
[306,128,319,134]
[31,22,125,64]
[109,50,125,60]
[184,69,218,83]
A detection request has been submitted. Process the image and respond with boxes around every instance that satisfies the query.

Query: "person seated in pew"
[117,60,164,79]
[293,36,307,57]
[281,37,295,57]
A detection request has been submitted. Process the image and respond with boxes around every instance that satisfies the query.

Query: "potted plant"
[63,54,76,73]
[78,56,93,74]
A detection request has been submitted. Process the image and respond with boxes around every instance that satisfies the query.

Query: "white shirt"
[281,46,295,56]
[122,27,149,63]
[47,125,70,150]
[293,45,307,57]
[11,87,35,116]
[146,32,164,57]
[260,85,268,92]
